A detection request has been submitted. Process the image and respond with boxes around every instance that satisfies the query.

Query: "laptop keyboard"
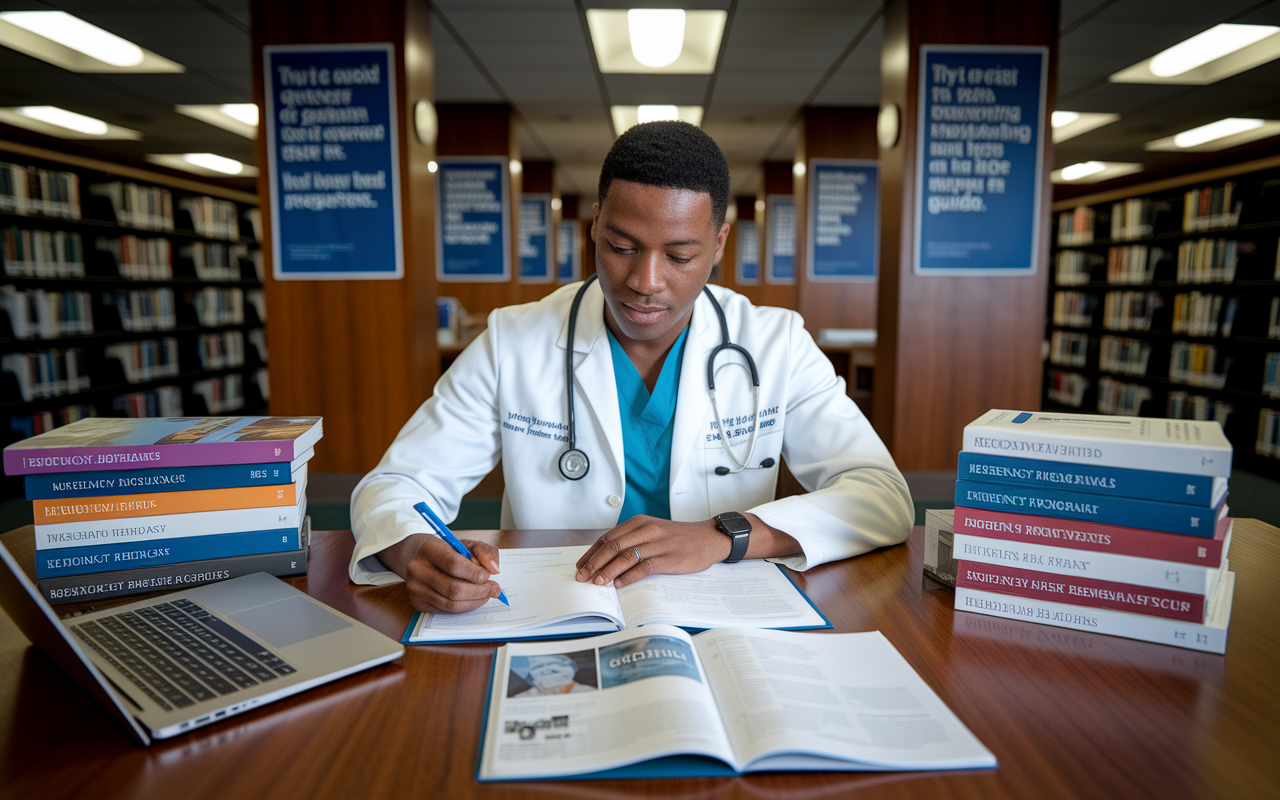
[70,599,296,712]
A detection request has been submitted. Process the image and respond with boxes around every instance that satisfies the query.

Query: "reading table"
[1,521,1277,799]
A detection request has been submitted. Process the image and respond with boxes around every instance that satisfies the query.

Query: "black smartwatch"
[715,512,752,564]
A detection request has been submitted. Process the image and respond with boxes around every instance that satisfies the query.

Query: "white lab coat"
[348,280,913,584]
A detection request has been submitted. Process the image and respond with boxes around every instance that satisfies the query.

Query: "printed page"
[408,546,624,642]
[617,560,826,630]
[478,624,738,780]
[695,628,996,771]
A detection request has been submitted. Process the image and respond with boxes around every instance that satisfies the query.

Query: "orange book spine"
[33,483,297,524]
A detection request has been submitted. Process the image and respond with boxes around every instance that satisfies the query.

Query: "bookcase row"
[3,224,263,282]
[1054,236,1279,286]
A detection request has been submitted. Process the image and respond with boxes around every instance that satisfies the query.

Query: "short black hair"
[598,121,730,228]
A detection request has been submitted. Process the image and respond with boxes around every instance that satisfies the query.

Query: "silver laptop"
[0,539,403,744]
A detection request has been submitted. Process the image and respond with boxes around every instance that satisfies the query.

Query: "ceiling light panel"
[175,105,259,139]
[1051,112,1120,143]
[0,11,183,73]
[1145,118,1280,152]
[1050,162,1143,184]
[145,154,258,178]
[0,106,141,140]
[611,105,703,134]
[1110,23,1280,85]
[586,9,727,74]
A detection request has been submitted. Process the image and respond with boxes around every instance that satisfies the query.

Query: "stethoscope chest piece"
[559,448,590,480]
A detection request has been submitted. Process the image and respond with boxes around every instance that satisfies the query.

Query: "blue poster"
[264,44,402,280]
[436,156,511,282]
[556,220,581,284]
[807,159,878,282]
[765,195,795,284]
[914,45,1047,275]
[736,219,759,285]
[518,194,552,284]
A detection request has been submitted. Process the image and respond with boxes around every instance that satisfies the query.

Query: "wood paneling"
[250,0,439,474]
[435,103,521,315]
[515,160,558,306]
[795,107,880,335]
[750,162,797,309]
[873,0,1058,470]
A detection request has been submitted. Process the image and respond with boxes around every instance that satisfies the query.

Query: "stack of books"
[2,416,322,604]
[949,410,1235,654]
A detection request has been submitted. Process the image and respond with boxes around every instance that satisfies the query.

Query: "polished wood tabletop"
[2,520,1278,799]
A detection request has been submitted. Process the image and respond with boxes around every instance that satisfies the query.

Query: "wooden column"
[795,107,880,336]
[874,0,1058,470]
[563,195,593,284]
[436,103,521,316]
[719,197,758,295]
[755,162,798,310]
[516,159,557,305]
[250,0,439,474]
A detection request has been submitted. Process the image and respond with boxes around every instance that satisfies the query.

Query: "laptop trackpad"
[229,596,352,649]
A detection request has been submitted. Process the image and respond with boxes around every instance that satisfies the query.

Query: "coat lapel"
[556,281,625,484]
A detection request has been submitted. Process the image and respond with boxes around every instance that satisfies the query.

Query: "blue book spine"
[25,462,296,499]
[954,480,1221,538]
[957,452,1218,507]
[36,528,300,578]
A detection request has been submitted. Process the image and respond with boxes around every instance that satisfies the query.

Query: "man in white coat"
[350,121,913,613]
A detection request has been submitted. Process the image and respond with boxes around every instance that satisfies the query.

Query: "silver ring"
[630,546,643,563]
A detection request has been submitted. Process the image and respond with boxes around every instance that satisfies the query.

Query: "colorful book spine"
[35,505,302,550]
[952,507,1231,564]
[956,561,1210,622]
[962,412,1232,477]
[952,533,1225,594]
[955,480,1223,537]
[36,527,301,578]
[955,572,1234,655]
[37,547,308,604]
[34,483,297,524]
[957,451,1223,507]
[24,460,305,500]
[6,440,303,475]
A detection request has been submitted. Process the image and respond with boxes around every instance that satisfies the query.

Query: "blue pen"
[413,501,510,607]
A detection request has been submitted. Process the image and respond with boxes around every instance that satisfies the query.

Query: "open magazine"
[478,625,997,780]
[402,546,829,644]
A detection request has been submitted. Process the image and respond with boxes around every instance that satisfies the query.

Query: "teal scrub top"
[606,324,690,523]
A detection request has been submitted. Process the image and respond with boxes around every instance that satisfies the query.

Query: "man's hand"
[378,533,503,614]
[574,514,801,589]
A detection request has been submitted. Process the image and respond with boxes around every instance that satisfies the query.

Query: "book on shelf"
[962,410,1232,477]
[2,227,85,277]
[0,162,80,218]
[1258,409,1280,457]
[955,560,1223,623]
[1,348,88,402]
[1045,370,1089,408]
[951,507,1232,565]
[1096,377,1151,416]
[955,480,1226,537]
[1166,392,1233,426]
[24,450,310,499]
[957,452,1228,507]
[113,387,183,418]
[952,532,1226,595]
[89,182,174,232]
[1098,335,1149,376]
[403,546,830,644]
[3,416,323,475]
[477,626,996,780]
[35,516,311,604]
[955,571,1234,654]
[1057,206,1095,246]
[1182,183,1241,233]
[0,286,93,338]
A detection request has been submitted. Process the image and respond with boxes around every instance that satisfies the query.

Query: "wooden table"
[2,521,1278,799]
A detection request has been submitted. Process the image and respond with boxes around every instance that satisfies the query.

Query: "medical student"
[349,121,913,613]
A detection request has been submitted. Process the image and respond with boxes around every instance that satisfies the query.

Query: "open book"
[478,625,997,780]
[402,546,829,644]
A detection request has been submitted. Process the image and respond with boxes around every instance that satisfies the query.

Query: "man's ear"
[713,221,731,264]
[590,202,601,242]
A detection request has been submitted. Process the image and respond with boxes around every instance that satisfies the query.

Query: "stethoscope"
[558,274,776,481]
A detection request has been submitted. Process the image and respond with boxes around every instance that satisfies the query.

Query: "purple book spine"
[5,441,296,475]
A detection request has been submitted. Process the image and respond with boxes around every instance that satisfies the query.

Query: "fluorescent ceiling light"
[1111,23,1280,85]
[628,9,685,68]
[1150,24,1279,76]
[175,104,258,139]
[1051,111,1120,143]
[1146,118,1280,152]
[145,153,258,178]
[0,11,183,73]
[17,105,107,135]
[586,9,726,74]
[610,105,703,134]
[0,106,141,139]
[1050,162,1143,184]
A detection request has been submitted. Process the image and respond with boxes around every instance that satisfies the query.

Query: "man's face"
[526,655,577,689]
[591,179,730,345]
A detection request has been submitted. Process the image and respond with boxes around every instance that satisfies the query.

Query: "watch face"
[717,513,752,535]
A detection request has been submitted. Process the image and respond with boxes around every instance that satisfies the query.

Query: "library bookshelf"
[1046,154,1280,479]
[0,139,269,496]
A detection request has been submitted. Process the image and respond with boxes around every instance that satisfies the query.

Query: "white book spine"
[954,572,1234,655]
[35,505,301,550]
[963,423,1230,477]
[953,533,1224,595]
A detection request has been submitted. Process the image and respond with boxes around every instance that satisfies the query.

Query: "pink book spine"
[953,506,1229,564]
[956,560,1207,622]
[4,441,294,475]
